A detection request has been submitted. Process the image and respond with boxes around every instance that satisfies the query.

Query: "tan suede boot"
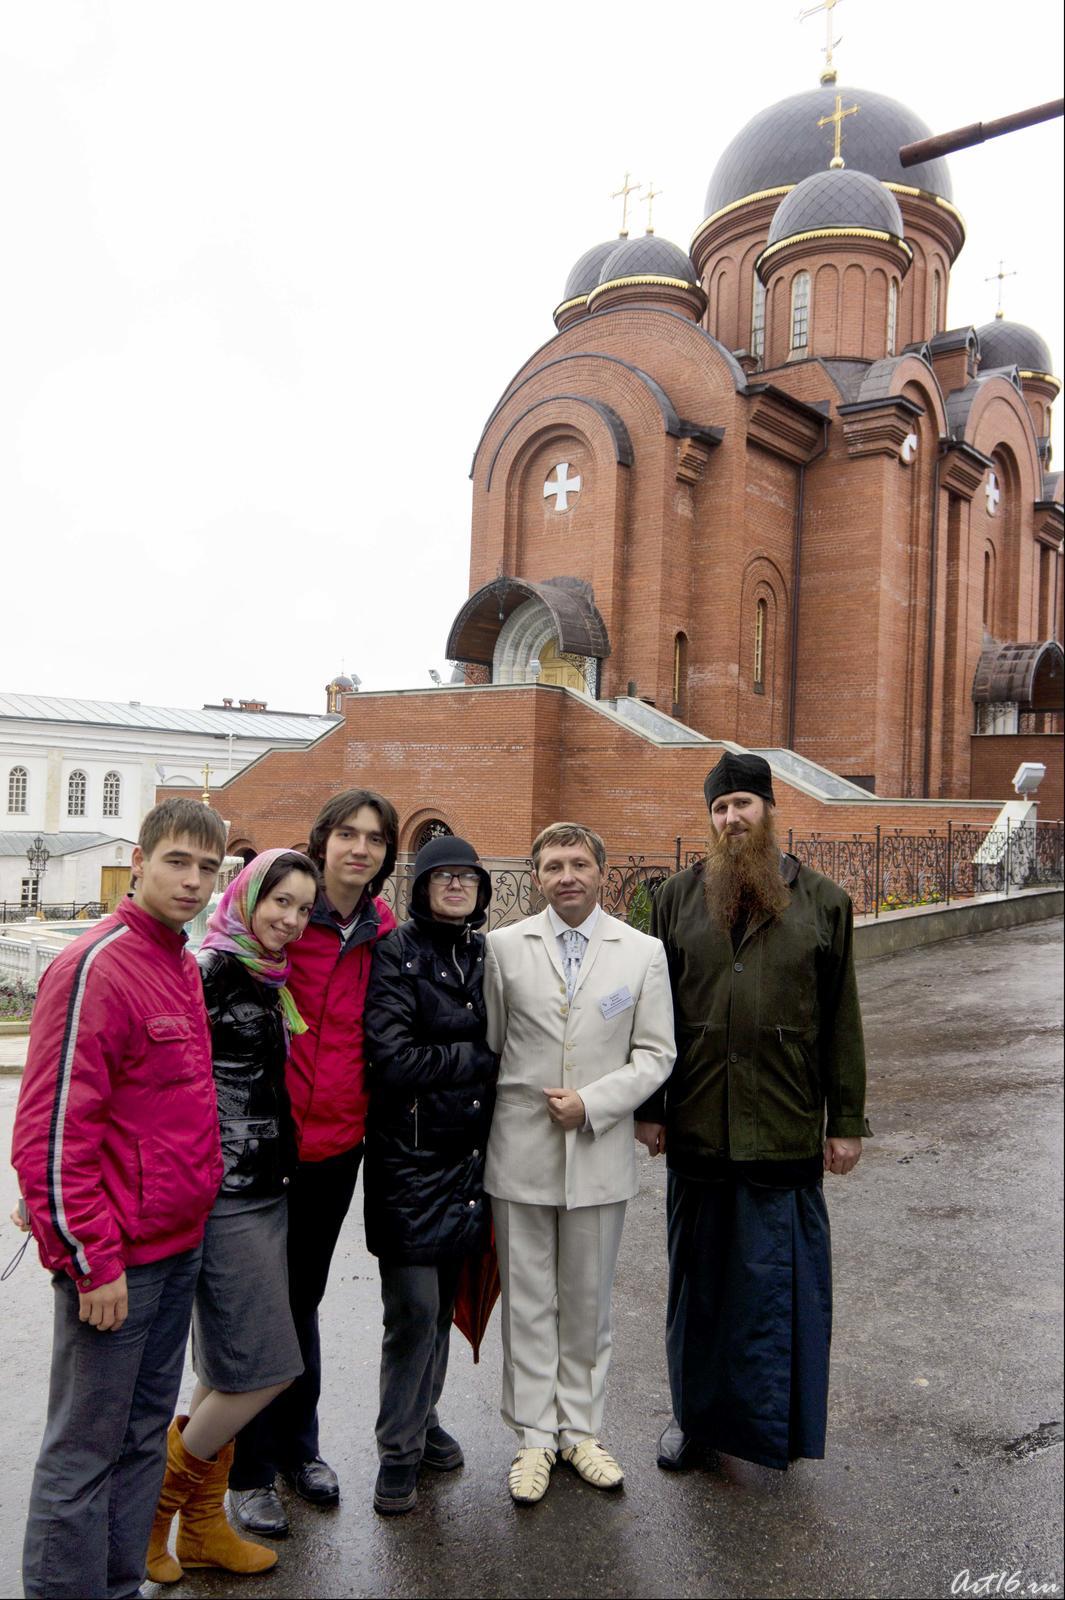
[145,1416,191,1585]
[175,1439,278,1574]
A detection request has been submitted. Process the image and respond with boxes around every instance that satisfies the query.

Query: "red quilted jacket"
[11,899,223,1291]
[284,892,396,1161]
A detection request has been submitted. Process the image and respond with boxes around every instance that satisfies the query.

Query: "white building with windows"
[1,691,340,913]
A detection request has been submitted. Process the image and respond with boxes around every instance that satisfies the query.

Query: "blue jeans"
[22,1247,202,1600]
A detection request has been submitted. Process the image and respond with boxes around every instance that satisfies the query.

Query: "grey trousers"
[376,1261,461,1466]
[22,1246,202,1600]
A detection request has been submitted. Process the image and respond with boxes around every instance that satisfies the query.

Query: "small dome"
[597,234,698,288]
[328,672,354,691]
[562,241,619,302]
[766,168,904,245]
[704,85,952,218]
[976,320,1055,376]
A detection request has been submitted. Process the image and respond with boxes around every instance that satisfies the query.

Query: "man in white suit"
[483,822,675,1504]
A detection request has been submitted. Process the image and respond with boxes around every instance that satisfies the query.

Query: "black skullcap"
[703,752,776,810]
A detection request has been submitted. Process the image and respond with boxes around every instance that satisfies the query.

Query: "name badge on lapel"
[600,986,634,1021]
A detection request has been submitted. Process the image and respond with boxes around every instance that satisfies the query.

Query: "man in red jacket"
[12,796,227,1600]
[229,787,398,1537]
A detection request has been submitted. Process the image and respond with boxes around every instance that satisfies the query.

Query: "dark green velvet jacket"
[638,855,871,1172]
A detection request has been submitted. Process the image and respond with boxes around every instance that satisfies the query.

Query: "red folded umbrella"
[452,1225,500,1362]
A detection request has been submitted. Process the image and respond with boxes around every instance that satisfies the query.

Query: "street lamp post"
[26,834,50,914]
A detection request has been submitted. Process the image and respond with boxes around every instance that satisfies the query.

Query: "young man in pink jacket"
[12,797,227,1600]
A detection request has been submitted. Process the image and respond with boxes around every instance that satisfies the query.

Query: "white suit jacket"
[483,910,675,1210]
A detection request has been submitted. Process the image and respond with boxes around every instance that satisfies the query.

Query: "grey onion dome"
[329,672,354,691]
[704,85,953,217]
[563,241,619,301]
[766,168,904,246]
[976,319,1055,376]
[597,233,698,287]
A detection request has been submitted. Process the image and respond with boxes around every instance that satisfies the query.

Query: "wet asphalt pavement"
[0,919,1061,1600]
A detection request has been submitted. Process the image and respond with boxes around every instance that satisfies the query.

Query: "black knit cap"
[703,752,776,809]
[411,835,492,923]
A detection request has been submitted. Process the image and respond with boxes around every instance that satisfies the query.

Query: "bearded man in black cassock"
[636,752,870,1472]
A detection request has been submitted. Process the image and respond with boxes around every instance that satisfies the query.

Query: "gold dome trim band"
[587,274,701,304]
[755,227,913,269]
[692,187,794,245]
[692,182,965,250]
[553,295,590,318]
[884,182,966,232]
[1017,369,1060,387]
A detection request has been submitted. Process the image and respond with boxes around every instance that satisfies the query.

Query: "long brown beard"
[702,813,791,932]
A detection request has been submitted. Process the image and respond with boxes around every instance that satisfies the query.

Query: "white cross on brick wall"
[543,463,582,511]
[985,471,1000,516]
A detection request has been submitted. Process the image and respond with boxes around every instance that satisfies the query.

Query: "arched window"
[7,766,28,814]
[886,279,898,356]
[411,818,452,854]
[102,771,122,818]
[790,272,810,356]
[982,547,995,630]
[672,632,689,719]
[67,770,87,817]
[750,272,766,365]
[754,600,767,692]
[931,270,941,336]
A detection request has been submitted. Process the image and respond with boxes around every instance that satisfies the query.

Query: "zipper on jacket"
[412,1098,419,1148]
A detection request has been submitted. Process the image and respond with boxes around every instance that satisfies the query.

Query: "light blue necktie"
[562,928,586,1001]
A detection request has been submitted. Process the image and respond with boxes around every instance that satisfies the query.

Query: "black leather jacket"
[197,949,299,1199]
[363,914,497,1263]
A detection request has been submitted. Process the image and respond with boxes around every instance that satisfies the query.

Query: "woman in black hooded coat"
[363,836,497,1516]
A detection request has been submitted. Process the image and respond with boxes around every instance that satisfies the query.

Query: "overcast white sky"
[2,1,1061,715]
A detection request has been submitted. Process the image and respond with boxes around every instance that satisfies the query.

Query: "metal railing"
[378,821,1065,928]
[785,819,1064,917]
[0,901,107,925]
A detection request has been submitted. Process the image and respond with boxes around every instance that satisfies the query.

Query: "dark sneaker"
[374,1464,418,1516]
[422,1425,464,1472]
[283,1457,340,1506]
[229,1485,290,1538]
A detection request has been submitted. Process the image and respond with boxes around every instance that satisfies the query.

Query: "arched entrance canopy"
[972,640,1064,710]
[445,576,611,668]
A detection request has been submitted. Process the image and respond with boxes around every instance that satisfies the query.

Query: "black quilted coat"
[196,949,299,1198]
[363,843,497,1264]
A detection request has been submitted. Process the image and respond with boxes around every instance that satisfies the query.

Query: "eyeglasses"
[428,869,481,886]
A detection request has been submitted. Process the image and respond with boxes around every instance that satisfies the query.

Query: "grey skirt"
[191,1193,304,1392]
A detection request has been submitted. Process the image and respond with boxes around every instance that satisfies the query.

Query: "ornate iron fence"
[784,819,1064,917]
[378,821,1064,928]
[0,901,107,925]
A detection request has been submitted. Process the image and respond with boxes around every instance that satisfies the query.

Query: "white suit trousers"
[491,1196,627,1450]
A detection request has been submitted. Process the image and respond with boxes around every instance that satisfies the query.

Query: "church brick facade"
[175,76,1063,864]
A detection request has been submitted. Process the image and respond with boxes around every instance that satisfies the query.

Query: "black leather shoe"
[374,1464,418,1516]
[657,1418,699,1471]
[230,1485,290,1537]
[422,1425,464,1472]
[283,1457,340,1506]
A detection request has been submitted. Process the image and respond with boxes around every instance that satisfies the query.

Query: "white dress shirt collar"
[546,902,602,942]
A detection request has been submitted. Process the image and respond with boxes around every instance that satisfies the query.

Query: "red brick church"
[196,73,1064,861]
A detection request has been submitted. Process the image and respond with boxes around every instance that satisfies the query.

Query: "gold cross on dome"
[641,180,662,235]
[817,92,859,168]
[610,172,641,239]
[798,0,843,84]
[985,260,1017,320]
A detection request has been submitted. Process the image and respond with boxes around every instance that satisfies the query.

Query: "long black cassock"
[665,1166,832,1469]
